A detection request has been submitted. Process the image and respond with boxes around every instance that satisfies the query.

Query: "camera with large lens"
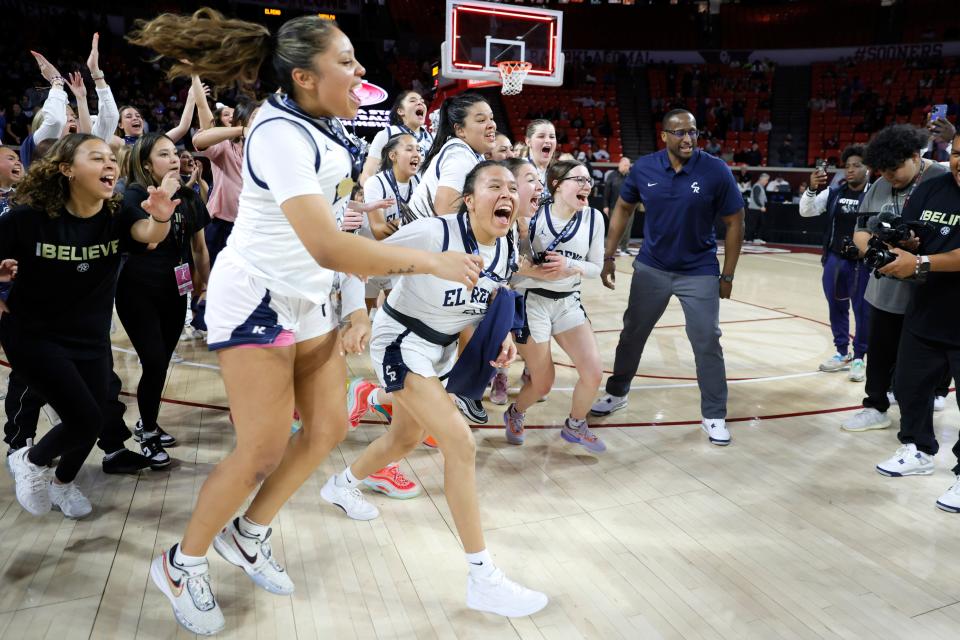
[862,235,898,274]
[838,236,861,260]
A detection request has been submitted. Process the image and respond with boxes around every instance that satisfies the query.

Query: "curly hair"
[14,134,120,218]
[841,144,866,165]
[863,124,929,172]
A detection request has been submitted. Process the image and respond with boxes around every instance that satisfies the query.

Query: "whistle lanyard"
[384,169,413,204]
[459,212,516,284]
[529,204,581,254]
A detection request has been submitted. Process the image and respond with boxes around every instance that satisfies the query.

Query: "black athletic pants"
[0,322,112,483]
[3,367,130,453]
[894,329,960,473]
[862,305,951,412]
[115,276,187,432]
[745,208,764,242]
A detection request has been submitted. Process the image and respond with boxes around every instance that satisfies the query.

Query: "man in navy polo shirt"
[590,109,744,446]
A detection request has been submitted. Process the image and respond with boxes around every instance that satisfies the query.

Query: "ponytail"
[420,93,489,176]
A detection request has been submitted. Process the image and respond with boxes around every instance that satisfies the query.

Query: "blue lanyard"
[529,205,581,254]
[459,212,516,284]
[280,96,367,180]
[383,169,413,204]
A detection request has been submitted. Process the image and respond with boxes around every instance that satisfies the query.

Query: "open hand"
[141,185,180,222]
[86,33,101,76]
[347,198,397,214]
[601,259,616,289]
[31,51,62,84]
[431,252,483,290]
[65,71,87,100]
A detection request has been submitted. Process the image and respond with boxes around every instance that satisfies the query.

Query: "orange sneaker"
[347,378,377,429]
[422,436,438,448]
[363,463,422,499]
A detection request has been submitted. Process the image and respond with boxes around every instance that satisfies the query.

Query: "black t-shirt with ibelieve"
[0,203,141,357]
[901,172,960,346]
[119,183,210,291]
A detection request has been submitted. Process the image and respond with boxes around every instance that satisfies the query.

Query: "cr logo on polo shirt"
[691,181,700,194]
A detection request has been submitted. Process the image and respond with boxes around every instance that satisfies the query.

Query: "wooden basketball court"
[2,247,959,639]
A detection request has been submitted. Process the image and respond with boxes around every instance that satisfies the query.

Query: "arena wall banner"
[567,41,960,66]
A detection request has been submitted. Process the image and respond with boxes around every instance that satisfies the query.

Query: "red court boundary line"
[1,358,951,430]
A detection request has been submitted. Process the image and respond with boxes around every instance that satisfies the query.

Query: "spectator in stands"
[746,173,768,244]
[603,156,635,255]
[179,150,209,203]
[593,147,610,162]
[731,99,745,132]
[768,175,789,192]
[571,114,584,129]
[598,116,612,137]
[581,129,595,147]
[705,137,722,156]
[737,168,752,204]
[777,135,796,167]
[5,104,29,145]
[0,146,23,216]
[757,116,772,134]
[744,143,763,166]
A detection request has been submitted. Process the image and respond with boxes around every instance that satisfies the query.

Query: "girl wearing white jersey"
[327,161,548,618]
[525,119,557,192]
[409,93,496,218]
[129,11,483,635]
[504,159,606,453]
[360,132,420,306]
[359,90,432,182]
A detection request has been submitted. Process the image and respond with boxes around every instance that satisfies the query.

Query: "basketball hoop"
[497,61,532,95]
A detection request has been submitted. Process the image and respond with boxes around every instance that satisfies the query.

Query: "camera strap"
[893,160,927,216]
[459,212,516,284]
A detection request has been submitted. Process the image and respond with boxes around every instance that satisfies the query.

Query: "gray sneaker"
[841,408,892,432]
[560,419,606,453]
[590,394,627,417]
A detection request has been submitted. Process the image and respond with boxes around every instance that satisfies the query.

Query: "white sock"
[368,388,380,407]
[466,549,496,579]
[238,515,269,538]
[336,466,360,487]
[568,416,586,428]
[173,543,206,568]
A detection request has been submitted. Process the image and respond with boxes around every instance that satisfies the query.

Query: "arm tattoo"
[386,265,416,275]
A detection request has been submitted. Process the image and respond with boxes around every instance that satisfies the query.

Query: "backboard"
[440,0,565,88]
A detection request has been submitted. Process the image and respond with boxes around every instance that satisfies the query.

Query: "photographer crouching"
[842,125,951,432]
[868,132,960,512]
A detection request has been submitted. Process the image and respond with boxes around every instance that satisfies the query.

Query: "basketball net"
[497,61,532,96]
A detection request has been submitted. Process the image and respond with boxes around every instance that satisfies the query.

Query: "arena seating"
[806,58,960,165]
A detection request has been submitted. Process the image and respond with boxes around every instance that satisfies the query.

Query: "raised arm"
[192,75,216,130]
[165,90,197,144]
[29,51,67,144]
[65,72,92,134]
[87,33,120,142]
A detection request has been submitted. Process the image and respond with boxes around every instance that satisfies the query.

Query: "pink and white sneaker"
[363,463,422,499]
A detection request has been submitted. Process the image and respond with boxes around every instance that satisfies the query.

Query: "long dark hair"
[128,132,173,189]
[420,93,489,176]
[14,134,120,217]
[388,90,417,126]
[128,8,341,97]
[380,133,415,174]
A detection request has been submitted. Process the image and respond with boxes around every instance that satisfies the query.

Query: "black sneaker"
[140,436,172,470]
[102,448,154,474]
[134,420,177,447]
[453,394,489,425]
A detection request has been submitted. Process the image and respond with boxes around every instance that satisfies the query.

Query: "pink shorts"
[235,329,296,349]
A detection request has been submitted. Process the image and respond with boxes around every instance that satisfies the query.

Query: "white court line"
[750,254,822,268]
[111,345,222,371]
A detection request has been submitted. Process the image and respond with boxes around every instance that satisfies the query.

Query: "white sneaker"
[876,444,935,477]
[887,392,898,406]
[150,547,224,636]
[754,239,767,245]
[934,396,947,412]
[936,476,960,513]
[320,475,379,521]
[8,447,52,515]
[848,358,865,382]
[589,394,627,417]
[41,404,60,426]
[819,353,852,372]
[466,568,548,618]
[49,481,92,518]
[213,518,294,595]
[841,408,892,432]
[701,418,730,446]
